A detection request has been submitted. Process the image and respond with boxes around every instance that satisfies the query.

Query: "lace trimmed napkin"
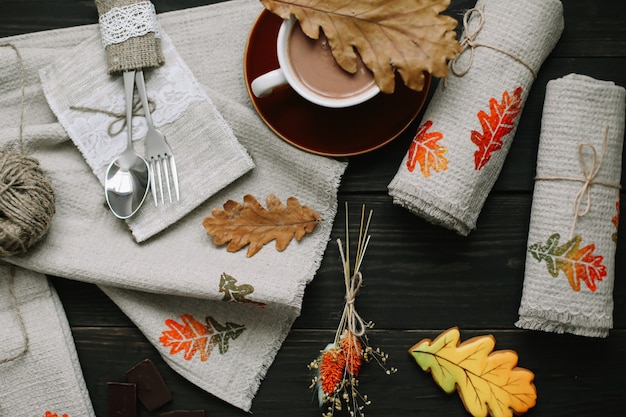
[516,74,625,338]
[388,0,564,235]
[0,265,96,416]
[40,20,254,242]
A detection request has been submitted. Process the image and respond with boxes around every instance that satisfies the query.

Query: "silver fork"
[134,70,180,206]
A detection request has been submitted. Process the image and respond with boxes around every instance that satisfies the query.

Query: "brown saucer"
[243,9,431,157]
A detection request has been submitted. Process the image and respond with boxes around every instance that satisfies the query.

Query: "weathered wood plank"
[72,327,626,417]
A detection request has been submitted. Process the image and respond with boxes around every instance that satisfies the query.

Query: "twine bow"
[535,125,621,239]
[343,271,367,337]
[70,98,156,137]
[447,6,537,82]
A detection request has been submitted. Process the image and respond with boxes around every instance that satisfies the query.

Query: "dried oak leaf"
[410,327,537,417]
[261,0,461,94]
[202,194,321,257]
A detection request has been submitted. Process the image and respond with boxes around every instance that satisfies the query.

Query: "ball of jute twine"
[0,44,55,258]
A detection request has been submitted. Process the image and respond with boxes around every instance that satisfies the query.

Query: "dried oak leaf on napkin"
[261,0,462,93]
[203,194,321,257]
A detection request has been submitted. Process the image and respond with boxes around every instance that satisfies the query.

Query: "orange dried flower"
[319,346,346,396]
[341,332,363,377]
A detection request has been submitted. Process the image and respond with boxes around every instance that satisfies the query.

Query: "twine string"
[0,267,30,365]
[447,7,537,83]
[535,126,621,239]
[70,98,155,137]
[336,240,368,341]
[0,44,26,154]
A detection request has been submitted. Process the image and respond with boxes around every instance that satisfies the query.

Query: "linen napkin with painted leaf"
[388,0,564,236]
[0,0,347,411]
[0,265,96,416]
[517,74,625,338]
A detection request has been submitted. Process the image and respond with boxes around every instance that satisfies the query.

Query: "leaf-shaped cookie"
[261,0,461,94]
[410,328,537,417]
[471,86,524,170]
[202,194,321,257]
[407,120,447,177]
[528,233,606,292]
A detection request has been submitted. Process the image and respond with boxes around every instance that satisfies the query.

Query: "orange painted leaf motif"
[159,314,245,361]
[410,327,537,417]
[203,194,321,257]
[44,413,68,417]
[471,86,524,170]
[406,120,448,177]
[528,233,606,292]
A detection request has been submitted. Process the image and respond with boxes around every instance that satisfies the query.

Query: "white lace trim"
[99,1,160,46]
[61,32,206,178]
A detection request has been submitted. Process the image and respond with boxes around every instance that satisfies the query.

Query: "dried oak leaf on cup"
[260,0,462,94]
[202,194,321,257]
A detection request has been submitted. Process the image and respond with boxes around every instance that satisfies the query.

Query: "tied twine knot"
[0,43,56,258]
[535,125,621,239]
[447,6,537,83]
[70,98,156,137]
[344,271,366,337]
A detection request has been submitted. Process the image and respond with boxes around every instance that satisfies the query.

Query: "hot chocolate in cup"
[251,16,379,108]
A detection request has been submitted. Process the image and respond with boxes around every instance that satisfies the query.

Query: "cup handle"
[251,69,288,98]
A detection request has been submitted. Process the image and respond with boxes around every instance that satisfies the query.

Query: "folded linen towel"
[40,22,254,243]
[0,265,96,416]
[100,283,296,412]
[1,1,347,410]
[1,0,346,306]
[388,0,564,235]
[516,74,625,338]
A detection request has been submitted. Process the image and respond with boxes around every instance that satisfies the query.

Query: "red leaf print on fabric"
[159,314,213,361]
[471,86,524,170]
[159,314,246,361]
[528,233,606,292]
[44,412,68,417]
[406,120,448,177]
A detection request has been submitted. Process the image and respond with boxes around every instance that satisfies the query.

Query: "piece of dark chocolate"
[124,358,173,411]
[160,411,205,417]
[107,382,137,417]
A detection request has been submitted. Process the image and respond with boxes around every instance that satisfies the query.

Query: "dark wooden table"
[2,1,625,416]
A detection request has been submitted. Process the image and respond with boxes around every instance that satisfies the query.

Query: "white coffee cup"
[250,16,379,108]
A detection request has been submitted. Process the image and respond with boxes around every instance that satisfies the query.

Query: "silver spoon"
[105,70,150,219]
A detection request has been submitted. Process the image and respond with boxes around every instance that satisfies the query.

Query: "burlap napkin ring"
[95,0,164,74]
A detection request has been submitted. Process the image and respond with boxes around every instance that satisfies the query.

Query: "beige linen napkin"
[388,0,564,235]
[1,0,347,410]
[1,0,346,305]
[0,265,96,416]
[100,283,296,412]
[40,25,254,243]
[516,74,625,338]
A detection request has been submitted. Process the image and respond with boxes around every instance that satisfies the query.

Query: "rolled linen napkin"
[388,0,564,236]
[0,265,96,416]
[516,74,625,338]
[40,16,254,243]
